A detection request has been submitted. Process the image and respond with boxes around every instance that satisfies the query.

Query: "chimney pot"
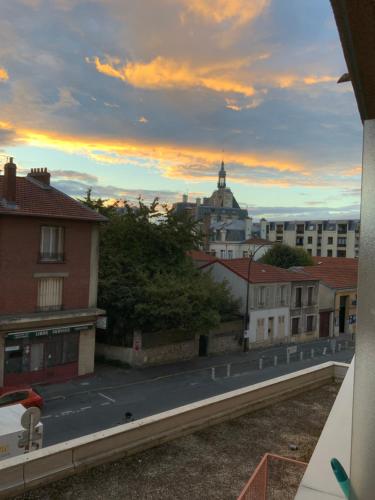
[3,158,17,204]
[27,166,51,186]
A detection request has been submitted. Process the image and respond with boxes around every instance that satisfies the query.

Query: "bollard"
[259,358,263,370]
[311,348,314,358]
[338,343,342,352]
[274,355,278,367]
[226,363,231,378]
[211,367,216,380]
[323,347,327,355]
[300,351,303,361]
[345,341,349,349]
[287,353,290,365]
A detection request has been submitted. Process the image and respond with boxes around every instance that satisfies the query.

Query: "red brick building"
[0,158,107,387]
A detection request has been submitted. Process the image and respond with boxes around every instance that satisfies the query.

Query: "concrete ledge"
[0,361,348,498]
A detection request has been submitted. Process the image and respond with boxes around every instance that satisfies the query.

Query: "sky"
[0,0,363,220]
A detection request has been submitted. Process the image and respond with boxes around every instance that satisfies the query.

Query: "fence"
[237,453,307,500]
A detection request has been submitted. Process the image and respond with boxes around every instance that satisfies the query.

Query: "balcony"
[38,252,65,263]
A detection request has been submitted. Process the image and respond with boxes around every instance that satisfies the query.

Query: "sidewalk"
[36,333,354,401]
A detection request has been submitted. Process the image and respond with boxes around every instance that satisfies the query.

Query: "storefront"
[3,323,93,386]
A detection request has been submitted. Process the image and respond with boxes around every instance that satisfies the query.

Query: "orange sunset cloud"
[0,67,9,81]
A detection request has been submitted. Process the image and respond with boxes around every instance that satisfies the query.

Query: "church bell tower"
[217,161,226,189]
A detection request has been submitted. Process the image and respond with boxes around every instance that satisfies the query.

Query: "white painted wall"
[248,307,290,344]
[208,241,272,260]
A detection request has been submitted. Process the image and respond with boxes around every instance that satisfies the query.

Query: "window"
[307,249,312,256]
[307,286,314,306]
[327,249,333,257]
[296,236,304,246]
[0,391,29,407]
[227,250,233,259]
[296,224,304,234]
[243,250,249,258]
[337,250,346,257]
[278,316,285,337]
[292,317,300,335]
[337,223,347,234]
[258,287,266,307]
[337,237,347,247]
[306,315,315,332]
[40,226,64,262]
[276,224,283,234]
[280,285,287,305]
[317,249,321,256]
[317,236,322,246]
[328,236,334,245]
[37,278,63,312]
[295,287,302,308]
[307,236,313,244]
[220,249,226,259]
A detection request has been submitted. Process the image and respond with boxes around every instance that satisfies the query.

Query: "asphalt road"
[40,343,353,447]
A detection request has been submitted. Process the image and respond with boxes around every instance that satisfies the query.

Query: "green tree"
[260,243,314,268]
[80,192,239,344]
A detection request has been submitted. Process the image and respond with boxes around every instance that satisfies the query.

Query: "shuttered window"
[37,278,63,311]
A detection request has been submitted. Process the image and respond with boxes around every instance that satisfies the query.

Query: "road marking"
[61,410,74,415]
[80,406,92,411]
[100,402,111,406]
[41,414,52,419]
[98,392,115,403]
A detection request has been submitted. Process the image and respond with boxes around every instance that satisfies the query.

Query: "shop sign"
[6,323,93,341]
[5,345,20,352]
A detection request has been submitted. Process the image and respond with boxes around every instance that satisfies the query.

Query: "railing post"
[259,358,263,370]
[226,363,231,378]
[300,351,303,361]
[274,355,278,367]
[311,348,314,359]
[211,367,216,380]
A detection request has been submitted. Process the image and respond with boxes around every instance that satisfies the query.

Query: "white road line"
[80,406,92,411]
[41,414,52,419]
[61,410,74,415]
[98,392,115,403]
[100,402,111,406]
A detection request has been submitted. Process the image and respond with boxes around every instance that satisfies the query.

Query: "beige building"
[208,237,273,260]
[264,219,360,258]
[292,257,358,338]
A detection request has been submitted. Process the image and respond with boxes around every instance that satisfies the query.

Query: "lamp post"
[243,242,270,352]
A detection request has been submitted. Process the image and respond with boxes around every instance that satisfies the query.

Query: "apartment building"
[204,259,319,347]
[0,158,107,387]
[265,219,360,258]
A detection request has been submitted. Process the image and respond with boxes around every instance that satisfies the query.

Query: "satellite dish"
[21,407,41,429]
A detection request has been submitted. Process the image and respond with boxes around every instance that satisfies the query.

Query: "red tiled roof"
[242,237,273,245]
[312,256,358,267]
[211,258,313,284]
[298,261,358,290]
[0,176,107,222]
[188,250,217,262]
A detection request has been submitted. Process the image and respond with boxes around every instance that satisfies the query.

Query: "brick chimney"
[3,157,17,204]
[28,167,51,186]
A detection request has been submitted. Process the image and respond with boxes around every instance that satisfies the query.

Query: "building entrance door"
[268,317,274,340]
[319,312,330,337]
[339,296,348,333]
[199,335,208,356]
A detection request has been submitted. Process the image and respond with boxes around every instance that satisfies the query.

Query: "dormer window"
[40,226,64,262]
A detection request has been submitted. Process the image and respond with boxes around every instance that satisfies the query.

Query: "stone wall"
[208,319,243,355]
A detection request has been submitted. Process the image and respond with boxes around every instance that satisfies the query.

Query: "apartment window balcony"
[39,252,65,263]
[296,237,304,246]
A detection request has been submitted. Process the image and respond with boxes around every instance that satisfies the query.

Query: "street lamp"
[243,242,270,352]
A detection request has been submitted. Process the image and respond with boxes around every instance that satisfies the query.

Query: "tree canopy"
[259,243,314,268]
[81,193,239,343]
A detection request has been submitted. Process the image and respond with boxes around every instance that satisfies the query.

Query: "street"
[37,335,354,447]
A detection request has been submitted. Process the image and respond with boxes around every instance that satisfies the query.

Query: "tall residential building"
[265,219,360,258]
[173,162,252,250]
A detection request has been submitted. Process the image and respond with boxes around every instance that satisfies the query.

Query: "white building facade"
[265,219,360,258]
[205,259,319,347]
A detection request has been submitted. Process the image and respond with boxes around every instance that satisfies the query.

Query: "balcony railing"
[36,305,63,313]
[237,453,307,500]
[39,252,65,263]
